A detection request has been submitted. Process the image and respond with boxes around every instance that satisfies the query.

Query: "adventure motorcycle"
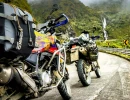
[65,31,101,86]
[25,13,71,99]
[0,4,71,100]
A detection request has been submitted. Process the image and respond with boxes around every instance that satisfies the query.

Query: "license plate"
[71,48,79,62]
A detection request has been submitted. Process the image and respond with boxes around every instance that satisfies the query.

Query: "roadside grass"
[96,39,130,48]
[99,49,130,61]
[97,39,130,61]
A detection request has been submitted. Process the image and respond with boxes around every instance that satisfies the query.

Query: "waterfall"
[103,18,106,29]
[102,18,108,40]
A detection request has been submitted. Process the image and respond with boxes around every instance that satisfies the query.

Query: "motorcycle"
[65,30,101,86]
[25,7,71,99]
[0,5,71,100]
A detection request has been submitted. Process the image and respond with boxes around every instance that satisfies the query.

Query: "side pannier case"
[89,44,98,61]
[0,2,35,59]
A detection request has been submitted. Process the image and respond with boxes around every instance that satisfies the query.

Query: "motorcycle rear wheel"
[77,59,91,86]
[57,81,71,100]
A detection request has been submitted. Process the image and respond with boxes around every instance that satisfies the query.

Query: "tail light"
[72,45,76,48]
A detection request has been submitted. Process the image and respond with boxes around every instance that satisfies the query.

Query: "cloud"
[79,0,108,6]
[122,0,130,11]
[27,0,41,3]
[27,0,34,2]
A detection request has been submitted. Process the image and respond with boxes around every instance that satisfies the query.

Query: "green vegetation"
[29,0,130,46]
[1,0,130,49]
[0,0,32,13]
[96,39,130,48]
[29,0,102,36]
[92,0,130,48]
[100,49,130,61]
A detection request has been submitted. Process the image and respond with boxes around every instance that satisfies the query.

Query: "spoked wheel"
[57,81,71,100]
[77,59,91,86]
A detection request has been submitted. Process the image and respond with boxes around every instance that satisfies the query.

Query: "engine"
[41,71,52,87]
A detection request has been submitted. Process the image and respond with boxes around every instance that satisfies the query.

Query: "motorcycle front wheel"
[57,81,71,100]
[77,59,91,86]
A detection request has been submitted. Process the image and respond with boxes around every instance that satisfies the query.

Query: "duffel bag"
[0,2,35,59]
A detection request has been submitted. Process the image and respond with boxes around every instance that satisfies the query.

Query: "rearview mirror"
[49,4,59,16]
[52,4,59,11]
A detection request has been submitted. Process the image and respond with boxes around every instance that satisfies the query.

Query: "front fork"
[83,61,92,73]
[91,61,100,71]
[75,59,92,73]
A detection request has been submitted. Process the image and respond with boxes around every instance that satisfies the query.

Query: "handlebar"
[55,14,69,27]
[39,14,69,35]
[62,42,70,49]
[90,36,100,40]
[55,14,64,22]
[55,14,69,22]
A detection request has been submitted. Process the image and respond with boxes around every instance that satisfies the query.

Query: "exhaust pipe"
[0,64,12,85]
[0,64,38,95]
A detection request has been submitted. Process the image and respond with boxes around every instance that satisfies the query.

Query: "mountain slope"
[0,0,32,13]
[29,0,101,35]
[91,0,130,40]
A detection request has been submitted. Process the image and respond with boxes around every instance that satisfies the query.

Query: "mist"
[122,0,130,11]
[28,0,80,3]
[28,0,130,11]
[27,0,35,2]
[80,0,130,11]
[27,0,41,3]
[79,0,108,6]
